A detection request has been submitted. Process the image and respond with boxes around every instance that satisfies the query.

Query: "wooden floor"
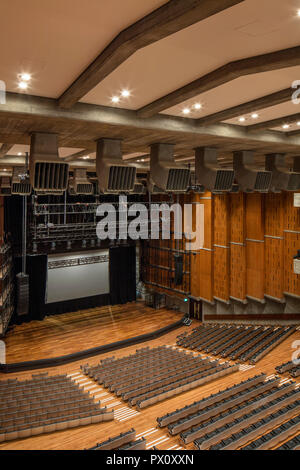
[0,303,299,451]
[4,303,180,362]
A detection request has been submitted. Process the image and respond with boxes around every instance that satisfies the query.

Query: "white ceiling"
[0,0,299,139]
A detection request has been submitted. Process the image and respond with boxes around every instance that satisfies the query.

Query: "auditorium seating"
[242,415,300,450]
[156,374,300,450]
[0,372,113,442]
[177,324,296,363]
[88,429,147,450]
[81,346,238,409]
[277,434,300,451]
[276,361,300,378]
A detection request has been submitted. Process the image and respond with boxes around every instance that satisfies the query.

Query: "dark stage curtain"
[12,254,47,325]
[109,245,136,305]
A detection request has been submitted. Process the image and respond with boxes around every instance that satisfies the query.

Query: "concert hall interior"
[0,0,299,453]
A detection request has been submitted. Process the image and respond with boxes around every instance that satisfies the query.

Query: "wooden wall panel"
[214,246,230,301]
[265,237,284,300]
[213,194,230,302]
[265,193,284,236]
[285,192,300,232]
[246,193,264,241]
[214,194,230,246]
[230,244,246,301]
[230,193,245,243]
[199,250,213,301]
[246,241,265,300]
[0,196,4,244]
[284,232,300,296]
[246,194,265,300]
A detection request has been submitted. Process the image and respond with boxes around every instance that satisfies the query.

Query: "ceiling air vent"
[73,168,94,195]
[96,138,136,193]
[195,147,234,193]
[150,143,190,192]
[11,167,32,195]
[266,154,300,192]
[30,132,69,194]
[0,176,11,196]
[233,151,272,192]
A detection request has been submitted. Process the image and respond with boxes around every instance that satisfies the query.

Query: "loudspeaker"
[174,254,183,286]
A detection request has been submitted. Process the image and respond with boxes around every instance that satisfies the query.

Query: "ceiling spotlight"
[20,73,31,81]
[121,89,130,98]
[297,121,300,126]
[297,9,300,17]
[282,124,290,129]
[141,159,145,162]
[251,113,259,119]
[183,108,191,115]
[18,152,22,156]
[193,103,202,110]
[239,117,246,122]
[18,81,28,90]
[82,156,89,159]
[111,96,120,103]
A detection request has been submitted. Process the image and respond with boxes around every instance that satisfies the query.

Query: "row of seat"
[156,374,299,450]
[204,399,300,450]
[88,429,146,450]
[177,324,296,364]
[242,415,300,450]
[157,373,267,427]
[277,435,300,450]
[276,361,300,378]
[82,346,238,410]
[184,384,298,447]
[172,378,284,440]
[0,372,113,442]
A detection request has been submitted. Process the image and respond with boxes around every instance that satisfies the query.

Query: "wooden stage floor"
[0,303,299,451]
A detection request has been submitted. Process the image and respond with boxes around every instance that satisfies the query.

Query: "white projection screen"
[46,250,109,304]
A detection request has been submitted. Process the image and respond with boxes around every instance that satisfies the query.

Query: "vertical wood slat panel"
[230,244,246,301]
[284,193,300,297]
[195,192,214,301]
[246,194,265,300]
[213,194,230,302]
[264,194,284,300]
[229,193,246,301]
[0,196,4,243]
[284,232,300,296]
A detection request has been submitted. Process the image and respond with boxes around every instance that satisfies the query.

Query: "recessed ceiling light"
[141,159,145,162]
[111,96,120,103]
[20,73,31,82]
[297,121,300,126]
[282,124,290,129]
[183,108,191,115]
[193,103,202,110]
[121,89,130,98]
[251,113,259,119]
[297,9,300,17]
[18,152,22,156]
[239,117,246,122]
[82,156,89,160]
[137,160,140,162]
[18,81,28,90]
